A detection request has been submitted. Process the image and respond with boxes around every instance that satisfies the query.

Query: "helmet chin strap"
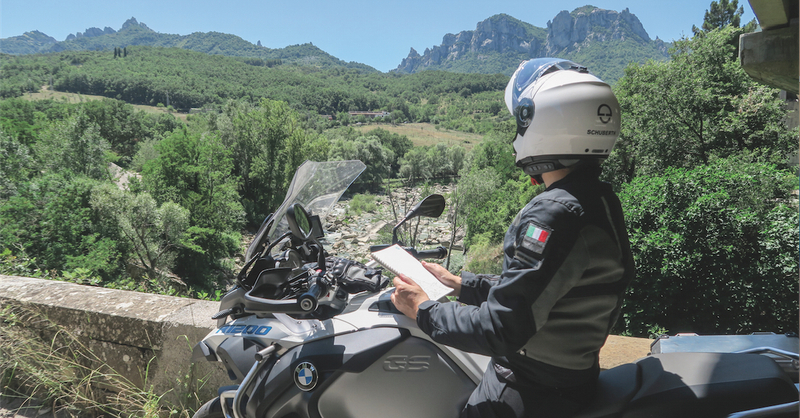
[530,175,543,186]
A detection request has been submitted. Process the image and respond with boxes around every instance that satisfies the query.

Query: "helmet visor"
[506,58,579,112]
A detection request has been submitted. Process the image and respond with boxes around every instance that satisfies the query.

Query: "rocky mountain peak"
[63,17,150,42]
[120,17,153,32]
[26,30,57,43]
[394,6,664,80]
[65,26,117,41]
[546,6,650,53]
[395,13,542,74]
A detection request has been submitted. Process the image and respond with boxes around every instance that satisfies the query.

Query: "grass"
[20,86,189,122]
[346,193,378,216]
[0,303,196,418]
[352,122,482,150]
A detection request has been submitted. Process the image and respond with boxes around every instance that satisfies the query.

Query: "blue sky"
[1,0,755,72]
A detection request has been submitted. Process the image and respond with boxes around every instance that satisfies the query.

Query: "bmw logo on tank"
[293,362,318,391]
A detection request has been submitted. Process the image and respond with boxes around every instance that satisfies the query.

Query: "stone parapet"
[0,275,228,407]
[0,275,651,407]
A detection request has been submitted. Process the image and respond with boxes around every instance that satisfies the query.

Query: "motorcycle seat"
[574,352,797,418]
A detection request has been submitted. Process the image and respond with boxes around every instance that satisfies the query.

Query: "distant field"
[21,87,189,122]
[353,123,483,149]
[19,89,482,148]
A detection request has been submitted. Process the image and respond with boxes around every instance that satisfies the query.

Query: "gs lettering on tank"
[216,324,272,336]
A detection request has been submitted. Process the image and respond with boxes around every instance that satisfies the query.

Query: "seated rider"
[392,58,635,418]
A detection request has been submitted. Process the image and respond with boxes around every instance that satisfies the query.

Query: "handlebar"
[243,291,305,314]
[243,274,327,315]
[414,246,448,260]
[298,279,326,312]
[368,245,448,260]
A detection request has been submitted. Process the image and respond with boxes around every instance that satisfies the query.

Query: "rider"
[392,58,635,418]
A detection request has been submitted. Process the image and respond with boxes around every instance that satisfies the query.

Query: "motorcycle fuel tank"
[195,313,358,382]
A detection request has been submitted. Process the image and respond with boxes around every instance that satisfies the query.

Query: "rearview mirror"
[286,203,312,241]
[405,194,446,219]
[393,194,446,244]
[285,203,326,272]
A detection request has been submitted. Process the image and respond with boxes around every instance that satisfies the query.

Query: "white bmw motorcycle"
[192,160,799,418]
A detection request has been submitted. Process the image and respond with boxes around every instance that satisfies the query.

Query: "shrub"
[616,156,799,336]
[347,193,378,216]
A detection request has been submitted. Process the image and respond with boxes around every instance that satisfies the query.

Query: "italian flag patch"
[526,224,549,242]
[518,221,552,258]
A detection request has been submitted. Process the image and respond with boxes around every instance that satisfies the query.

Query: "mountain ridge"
[394,6,670,83]
[1,9,670,81]
[0,17,379,73]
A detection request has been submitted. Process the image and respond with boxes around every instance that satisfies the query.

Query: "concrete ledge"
[0,275,652,406]
[740,24,799,93]
[0,275,228,406]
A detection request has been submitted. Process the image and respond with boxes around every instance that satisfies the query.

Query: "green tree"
[617,156,798,336]
[0,131,33,199]
[91,183,192,282]
[212,99,310,225]
[34,110,110,180]
[328,135,394,191]
[425,143,450,179]
[142,126,244,282]
[399,147,428,182]
[0,174,124,280]
[447,145,466,177]
[606,26,795,185]
[457,128,541,246]
[693,0,748,34]
[368,128,413,171]
[144,127,243,231]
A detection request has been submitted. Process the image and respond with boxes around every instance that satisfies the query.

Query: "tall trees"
[455,128,540,246]
[211,99,315,225]
[34,110,110,180]
[328,135,394,190]
[0,98,197,287]
[605,24,798,336]
[605,26,795,185]
[692,0,755,34]
[91,184,191,282]
[617,157,798,335]
[142,126,244,282]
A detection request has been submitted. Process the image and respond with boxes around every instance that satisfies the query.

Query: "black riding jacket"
[417,167,634,388]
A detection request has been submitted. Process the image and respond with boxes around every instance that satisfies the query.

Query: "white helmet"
[504,58,621,177]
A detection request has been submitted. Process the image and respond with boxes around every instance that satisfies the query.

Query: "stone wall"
[0,275,229,407]
[0,274,652,410]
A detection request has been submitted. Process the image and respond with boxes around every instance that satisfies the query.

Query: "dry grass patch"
[353,123,481,149]
[21,87,188,122]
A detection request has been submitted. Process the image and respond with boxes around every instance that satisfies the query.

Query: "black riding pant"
[461,362,595,418]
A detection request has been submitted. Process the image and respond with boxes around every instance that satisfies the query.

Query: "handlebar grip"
[298,280,325,312]
[369,244,448,260]
[413,246,448,260]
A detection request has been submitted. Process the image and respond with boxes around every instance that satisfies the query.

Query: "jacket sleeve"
[457,272,501,306]
[416,198,586,357]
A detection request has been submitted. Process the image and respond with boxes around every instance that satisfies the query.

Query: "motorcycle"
[192,160,799,418]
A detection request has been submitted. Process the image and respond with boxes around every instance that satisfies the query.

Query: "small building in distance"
[348,111,391,119]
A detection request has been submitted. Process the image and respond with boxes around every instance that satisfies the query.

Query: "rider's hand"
[421,261,462,297]
[391,274,430,320]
